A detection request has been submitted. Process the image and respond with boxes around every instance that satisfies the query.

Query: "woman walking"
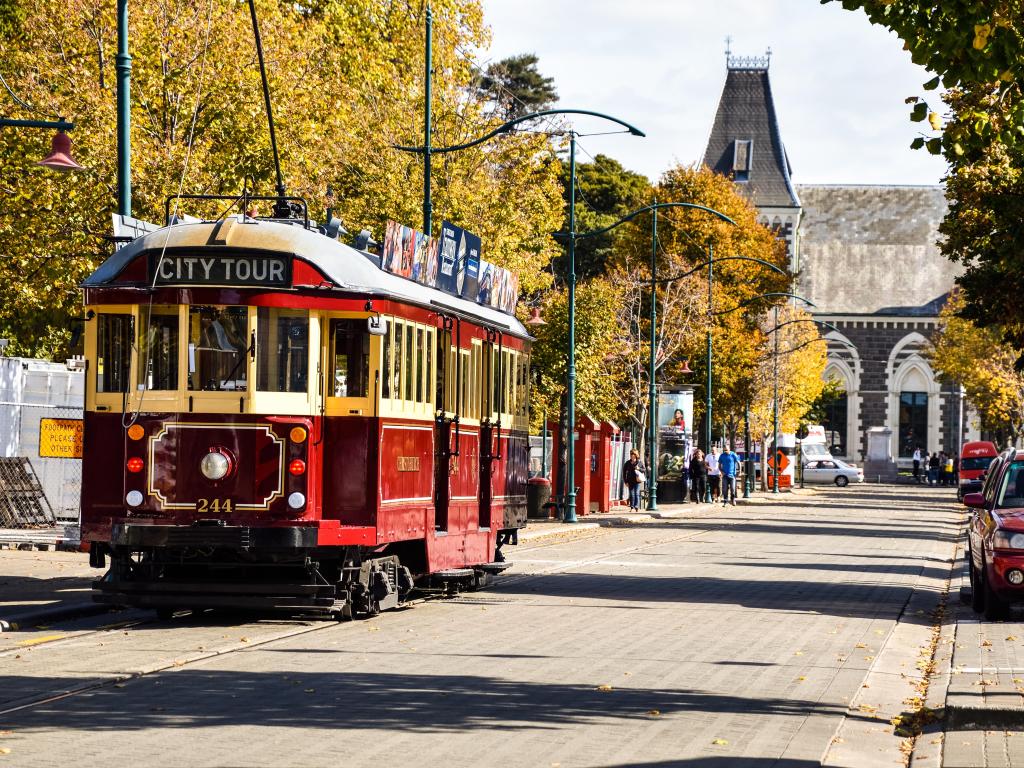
[690,448,708,504]
[622,449,647,513]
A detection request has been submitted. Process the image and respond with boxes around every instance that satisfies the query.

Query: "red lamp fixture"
[679,359,693,375]
[524,307,546,327]
[37,129,83,171]
[126,457,145,473]
[288,459,306,476]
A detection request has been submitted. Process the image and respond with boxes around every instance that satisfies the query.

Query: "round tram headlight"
[200,450,231,481]
[287,492,306,510]
[289,426,308,444]
[288,459,306,476]
[126,457,145,473]
[125,490,144,507]
[1008,569,1024,586]
[127,424,145,441]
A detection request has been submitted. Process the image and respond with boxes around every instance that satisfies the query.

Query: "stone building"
[702,53,970,464]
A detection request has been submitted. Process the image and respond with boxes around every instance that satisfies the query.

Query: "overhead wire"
[126,0,216,428]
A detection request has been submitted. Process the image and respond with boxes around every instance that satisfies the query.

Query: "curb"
[0,600,111,632]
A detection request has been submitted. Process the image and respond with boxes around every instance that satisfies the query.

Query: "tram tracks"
[1,509,768,719]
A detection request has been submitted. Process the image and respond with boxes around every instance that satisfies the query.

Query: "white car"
[801,458,864,487]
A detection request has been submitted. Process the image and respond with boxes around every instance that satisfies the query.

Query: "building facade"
[702,54,970,463]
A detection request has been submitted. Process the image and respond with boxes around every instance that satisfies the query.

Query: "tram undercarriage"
[91,526,513,619]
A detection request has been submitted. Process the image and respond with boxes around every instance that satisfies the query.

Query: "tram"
[80,197,531,618]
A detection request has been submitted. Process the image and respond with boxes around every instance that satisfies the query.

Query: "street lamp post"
[773,305,780,493]
[569,202,738,511]
[116,0,131,216]
[396,108,644,524]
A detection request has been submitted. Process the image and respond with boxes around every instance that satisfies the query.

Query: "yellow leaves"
[646,709,661,716]
[711,739,729,746]
[973,22,992,50]
[927,112,942,131]
[595,684,613,692]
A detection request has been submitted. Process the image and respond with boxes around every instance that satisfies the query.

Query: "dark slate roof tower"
[702,50,802,268]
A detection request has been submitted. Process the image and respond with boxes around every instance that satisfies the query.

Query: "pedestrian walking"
[944,453,954,487]
[690,448,708,503]
[706,448,720,502]
[928,451,940,485]
[718,446,740,505]
[912,446,922,483]
[622,449,646,513]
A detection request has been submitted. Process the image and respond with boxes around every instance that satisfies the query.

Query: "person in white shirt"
[912,446,922,484]
[706,448,721,502]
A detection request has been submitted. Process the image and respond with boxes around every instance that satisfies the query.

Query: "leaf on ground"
[794,651,804,656]
[646,709,660,716]
[1014,678,1024,684]
[981,640,993,647]
[796,676,806,681]
[596,684,613,692]
[0,747,10,756]
[1007,636,1018,641]
[239,637,249,643]
[855,643,868,649]
[711,739,728,746]
[305,688,315,693]
[976,679,997,686]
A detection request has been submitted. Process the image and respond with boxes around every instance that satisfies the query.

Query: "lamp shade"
[679,358,693,374]
[37,130,82,171]
[524,307,546,326]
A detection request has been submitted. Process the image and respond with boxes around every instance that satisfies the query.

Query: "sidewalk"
[943,547,1024,767]
[0,548,103,630]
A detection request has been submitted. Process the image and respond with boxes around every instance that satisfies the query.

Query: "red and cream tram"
[81,200,530,618]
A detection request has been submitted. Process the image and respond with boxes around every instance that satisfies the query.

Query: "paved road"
[0,485,960,767]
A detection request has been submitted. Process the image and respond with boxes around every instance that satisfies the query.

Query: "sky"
[479,0,948,186]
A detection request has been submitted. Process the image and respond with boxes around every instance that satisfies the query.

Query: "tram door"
[478,338,496,530]
[433,327,452,531]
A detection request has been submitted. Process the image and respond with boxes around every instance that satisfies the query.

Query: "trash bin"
[527,476,552,519]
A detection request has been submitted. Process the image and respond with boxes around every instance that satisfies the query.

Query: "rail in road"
[0,485,962,768]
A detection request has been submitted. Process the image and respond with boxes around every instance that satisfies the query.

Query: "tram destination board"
[149,251,292,287]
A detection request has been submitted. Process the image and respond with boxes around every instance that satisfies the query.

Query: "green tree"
[554,154,653,281]
[475,53,557,122]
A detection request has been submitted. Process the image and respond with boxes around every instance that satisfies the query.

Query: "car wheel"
[982,556,1010,621]
[835,475,849,488]
[969,548,985,613]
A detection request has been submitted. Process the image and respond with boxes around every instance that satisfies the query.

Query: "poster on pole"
[657,389,694,439]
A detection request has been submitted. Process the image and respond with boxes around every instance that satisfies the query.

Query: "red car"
[965,449,1024,620]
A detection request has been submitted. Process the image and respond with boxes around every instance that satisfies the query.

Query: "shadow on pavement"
[597,760,822,767]
[0,670,846,733]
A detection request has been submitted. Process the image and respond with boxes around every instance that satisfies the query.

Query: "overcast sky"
[479,0,948,186]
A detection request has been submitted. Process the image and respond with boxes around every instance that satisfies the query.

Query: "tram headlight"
[200,450,231,481]
[287,492,306,510]
[125,490,144,507]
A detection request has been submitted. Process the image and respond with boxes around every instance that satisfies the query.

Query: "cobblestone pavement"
[0,485,960,767]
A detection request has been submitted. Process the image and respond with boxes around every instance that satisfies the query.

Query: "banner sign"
[39,418,84,458]
[383,219,517,315]
[657,390,694,440]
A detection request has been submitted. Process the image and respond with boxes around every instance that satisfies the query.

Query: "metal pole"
[565,131,578,523]
[647,203,658,511]
[541,410,548,479]
[799,439,805,488]
[957,384,965,451]
[773,305,780,494]
[743,403,751,498]
[423,4,432,236]
[705,242,713,502]
[115,0,131,217]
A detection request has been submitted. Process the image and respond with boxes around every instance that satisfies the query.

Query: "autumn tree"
[931,291,1024,443]
[0,0,564,358]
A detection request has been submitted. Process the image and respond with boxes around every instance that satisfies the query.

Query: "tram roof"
[85,215,530,339]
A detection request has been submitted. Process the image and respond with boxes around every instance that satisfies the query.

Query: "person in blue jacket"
[718,446,740,506]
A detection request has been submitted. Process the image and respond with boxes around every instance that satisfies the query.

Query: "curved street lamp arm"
[655,255,786,285]
[394,108,645,155]
[566,201,736,240]
[715,292,815,316]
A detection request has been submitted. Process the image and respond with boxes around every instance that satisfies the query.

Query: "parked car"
[959,440,999,501]
[801,458,864,487]
[965,449,1024,620]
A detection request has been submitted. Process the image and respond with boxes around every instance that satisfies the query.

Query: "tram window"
[382,321,392,399]
[393,322,403,400]
[256,308,308,393]
[188,306,249,391]
[404,324,414,401]
[426,329,434,406]
[329,319,370,398]
[96,313,132,393]
[415,327,424,403]
[136,305,179,391]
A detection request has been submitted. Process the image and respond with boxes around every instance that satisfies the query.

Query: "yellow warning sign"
[39,418,84,458]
